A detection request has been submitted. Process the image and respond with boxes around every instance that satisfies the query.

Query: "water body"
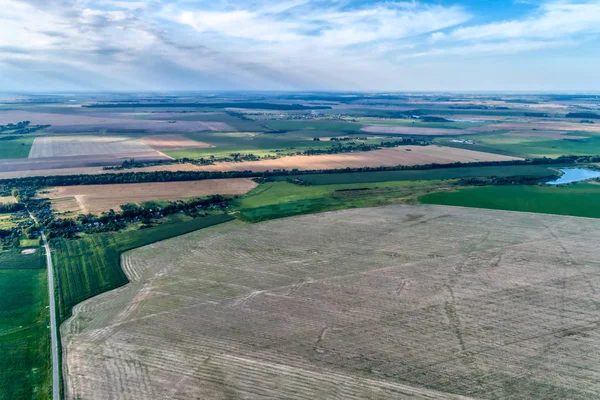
[547,168,600,185]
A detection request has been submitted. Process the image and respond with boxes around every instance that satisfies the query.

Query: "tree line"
[1,155,596,191]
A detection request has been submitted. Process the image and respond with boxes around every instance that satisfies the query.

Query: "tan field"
[63,205,600,399]
[360,125,477,135]
[197,146,521,172]
[0,196,16,204]
[139,134,213,150]
[45,179,258,214]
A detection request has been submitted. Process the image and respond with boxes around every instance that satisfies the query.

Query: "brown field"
[361,125,477,135]
[45,179,258,214]
[0,163,205,180]
[0,110,234,133]
[29,136,162,158]
[139,134,213,150]
[197,146,521,172]
[63,205,600,399]
[0,196,16,204]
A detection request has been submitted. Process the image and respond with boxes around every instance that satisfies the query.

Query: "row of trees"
[42,196,231,238]
[0,121,51,134]
[2,155,595,190]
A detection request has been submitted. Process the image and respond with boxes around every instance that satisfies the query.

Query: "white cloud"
[450,1,600,41]
[1,0,600,91]
[409,39,574,58]
[172,2,470,47]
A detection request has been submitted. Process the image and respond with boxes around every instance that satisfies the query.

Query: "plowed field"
[197,146,521,172]
[62,205,600,399]
[46,179,258,214]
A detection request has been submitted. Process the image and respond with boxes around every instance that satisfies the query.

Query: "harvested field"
[46,179,258,214]
[139,134,213,150]
[197,146,521,172]
[28,136,160,158]
[0,110,234,133]
[0,163,204,180]
[361,125,477,135]
[63,205,600,399]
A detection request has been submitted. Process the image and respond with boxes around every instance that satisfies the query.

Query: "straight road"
[42,231,60,400]
[27,206,60,400]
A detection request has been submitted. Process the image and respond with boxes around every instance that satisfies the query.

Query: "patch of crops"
[420,183,600,218]
[0,269,51,400]
[52,214,234,322]
[0,248,45,269]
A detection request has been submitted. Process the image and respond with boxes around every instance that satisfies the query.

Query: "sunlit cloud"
[0,0,599,91]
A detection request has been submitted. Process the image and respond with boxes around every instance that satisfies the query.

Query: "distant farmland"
[360,125,477,136]
[63,205,600,399]
[197,145,521,172]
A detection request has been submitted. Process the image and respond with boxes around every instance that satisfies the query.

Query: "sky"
[1,0,600,92]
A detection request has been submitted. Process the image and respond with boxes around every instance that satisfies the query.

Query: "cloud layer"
[1,0,600,91]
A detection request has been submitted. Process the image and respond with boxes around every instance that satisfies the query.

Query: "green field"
[439,134,600,158]
[270,165,560,185]
[265,120,361,132]
[0,249,45,269]
[137,112,264,131]
[420,183,600,218]
[19,238,40,248]
[0,137,35,159]
[52,214,234,322]
[358,118,487,130]
[234,180,449,221]
[0,262,50,399]
[163,131,380,159]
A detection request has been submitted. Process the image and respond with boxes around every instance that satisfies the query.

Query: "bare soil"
[139,134,213,150]
[29,136,159,158]
[62,205,600,399]
[196,146,521,172]
[45,179,258,214]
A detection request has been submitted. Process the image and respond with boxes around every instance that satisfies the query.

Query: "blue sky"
[1,0,600,91]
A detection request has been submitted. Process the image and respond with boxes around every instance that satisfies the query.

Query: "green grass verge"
[0,137,35,159]
[0,269,51,400]
[234,180,449,222]
[269,165,560,185]
[52,214,234,323]
[419,183,600,218]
